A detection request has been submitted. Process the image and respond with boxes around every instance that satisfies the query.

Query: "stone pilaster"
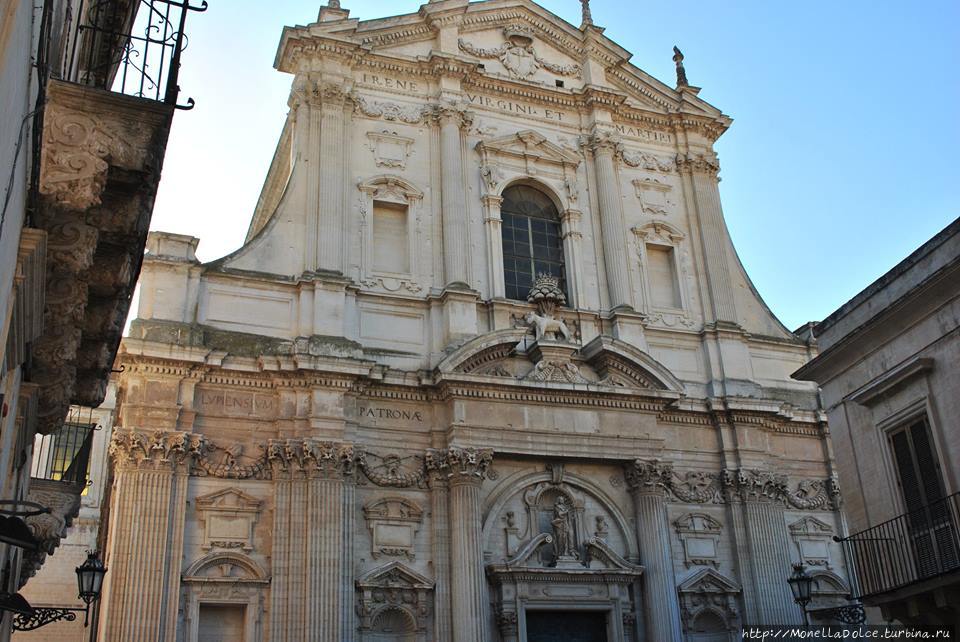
[624,459,683,642]
[723,469,802,625]
[677,152,737,324]
[481,194,505,299]
[560,208,584,307]
[428,467,453,642]
[587,132,632,310]
[267,439,356,642]
[341,472,358,641]
[426,447,493,642]
[437,104,472,288]
[317,80,348,273]
[101,430,203,642]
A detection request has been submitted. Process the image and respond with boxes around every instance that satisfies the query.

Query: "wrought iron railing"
[30,421,98,487]
[65,0,207,108]
[836,491,960,599]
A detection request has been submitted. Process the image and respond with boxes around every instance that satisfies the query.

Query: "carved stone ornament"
[109,429,205,471]
[524,359,588,384]
[424,446,493,485]
[458,26,582,80]
[677,568,741,634]
[788,516,835,568]
[266,438,357,479]
[624,458,674,494]
[352,94,432,124]
[20,479,83,587]
[632,177,672,215]
[357,451,426,488]
[621,150,675,173]
[674,513,723,568]
[363,496,424,560]
[194,440,271,480]
[723,468,789,503]
[356,562,434,636]
[195,488,263,552]
[366,130,415,169]
[676,151,720,175]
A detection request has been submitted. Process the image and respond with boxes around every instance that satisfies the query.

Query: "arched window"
[500,185,566,301]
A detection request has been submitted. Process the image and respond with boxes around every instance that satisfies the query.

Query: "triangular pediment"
[477,130,581,166]
[194,487,262,511]
[678,567,741,594]
[788,515,834,535]
[356,561,434,590]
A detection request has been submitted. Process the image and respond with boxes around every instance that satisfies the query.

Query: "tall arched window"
[500,185,567,301]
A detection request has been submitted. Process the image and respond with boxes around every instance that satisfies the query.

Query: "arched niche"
[182,552,269,642]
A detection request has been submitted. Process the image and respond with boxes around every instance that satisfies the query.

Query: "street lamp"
[787,562,814,626]
[8,551,107,631]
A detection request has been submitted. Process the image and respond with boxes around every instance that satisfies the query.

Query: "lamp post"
[787,562,814,627]
[8,550,107,631]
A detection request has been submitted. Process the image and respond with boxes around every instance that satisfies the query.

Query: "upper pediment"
[275,0,726,124]
[477,130,580,166]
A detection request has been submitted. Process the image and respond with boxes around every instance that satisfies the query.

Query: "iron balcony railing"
[836,491,960,600]
[65,0,207,108]
[30,421,97,487]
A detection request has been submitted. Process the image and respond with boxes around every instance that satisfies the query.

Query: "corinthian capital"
[675,151,720,176]
[722,468,788,503]
[624,458,673,495]
[266,438,357,479]
[432,100,474,129]
[425,446,493,486]
[109,429,205,472]
[583,130,621,155]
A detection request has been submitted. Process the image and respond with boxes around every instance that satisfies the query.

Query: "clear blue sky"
[151,0,959,331]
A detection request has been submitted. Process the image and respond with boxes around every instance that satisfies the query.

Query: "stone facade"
[102,1,852,640]
[794,218,960,627]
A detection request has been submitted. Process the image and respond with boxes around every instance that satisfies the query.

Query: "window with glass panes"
[500,185,567,301]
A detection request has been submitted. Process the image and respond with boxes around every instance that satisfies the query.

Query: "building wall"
[100,2,851,641]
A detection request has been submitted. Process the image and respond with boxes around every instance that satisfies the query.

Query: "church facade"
[99,2,851,641]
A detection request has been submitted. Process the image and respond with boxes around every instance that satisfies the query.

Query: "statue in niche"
[551,496,578,559]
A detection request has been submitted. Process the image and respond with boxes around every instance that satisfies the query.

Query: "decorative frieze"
[352,94,432,124]
[357,451,426,488]
[458,25,581,80]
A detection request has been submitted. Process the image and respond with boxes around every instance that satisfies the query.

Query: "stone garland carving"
[357,451,426,488]
[194,441,271,480]
[352,94,433,124]
[458,25,582,80]
[424,446,493,484]
[619,150,676,173]
[624,459,842,510]
[524,360,589,384]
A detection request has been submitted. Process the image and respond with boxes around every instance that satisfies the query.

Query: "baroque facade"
[102,1,852,641]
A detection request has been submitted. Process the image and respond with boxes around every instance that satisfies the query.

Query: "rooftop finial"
[673,46,689,88]
[328,0,340,7]
[580,0,593,28]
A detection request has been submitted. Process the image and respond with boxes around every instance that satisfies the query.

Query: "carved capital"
[583,130,621,155]
[675,151,720,176]
[722,468,788,503]
[109,429,205,472]
[266,438,357,479]
[425,446,493,486]
[624,458,673,495]
[433,101,474,129]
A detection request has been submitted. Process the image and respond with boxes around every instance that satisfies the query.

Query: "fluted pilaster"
[587,132,632,309]
[481,194,505,299]
[318,81,348,273]
[437,105,472,288]
[102,430,202,642]
[426,447,493,642]
[625,459,683,642]
[428,469,453,642]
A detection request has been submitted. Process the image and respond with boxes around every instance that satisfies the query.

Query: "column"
[428,465,453,641]
[724,469,803,625]
[481,194,505,299]
[317,80,348,273]
[678,153,737,324]
[624,459,683,642]
[437,105,472,288]
[267,439,355,642]
[341,471,358,640]
[587,132,633,310]
[427,447,493,642]
[559,208,584,307]
[101,430,202,642]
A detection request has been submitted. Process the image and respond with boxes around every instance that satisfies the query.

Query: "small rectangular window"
[555,80,565,88]
[372,201,409,274]
[646,245,681,308]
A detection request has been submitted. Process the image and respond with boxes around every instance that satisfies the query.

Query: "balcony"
[837,491,960,602]
[30,0,204,436]
[21,417,98,586]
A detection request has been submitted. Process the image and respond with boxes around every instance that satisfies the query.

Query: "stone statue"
[673,46,689,88]
[551,495,577,558]
[580,0,593,28]
[525,274,571,342]
[524,311,571,342]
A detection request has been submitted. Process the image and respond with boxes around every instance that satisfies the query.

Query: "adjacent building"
[101,1,858,641]
[794,217,960,627]
[0,0,200,638]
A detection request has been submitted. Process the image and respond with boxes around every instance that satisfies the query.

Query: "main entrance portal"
[525,611,608,642]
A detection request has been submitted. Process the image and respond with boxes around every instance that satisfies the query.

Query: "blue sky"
[150,0,959,330]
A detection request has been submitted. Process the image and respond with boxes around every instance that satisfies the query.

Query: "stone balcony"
[31,79,174,436]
